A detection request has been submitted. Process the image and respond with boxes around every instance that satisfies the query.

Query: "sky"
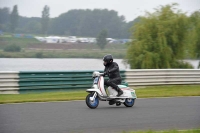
[0,0,199,22]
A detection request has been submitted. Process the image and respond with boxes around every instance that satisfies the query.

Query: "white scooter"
[86,71,137,109]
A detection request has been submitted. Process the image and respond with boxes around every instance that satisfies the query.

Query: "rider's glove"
[103,70,110,76]
[103,72,107,76]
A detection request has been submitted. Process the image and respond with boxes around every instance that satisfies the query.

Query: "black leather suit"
[103,62,122,89]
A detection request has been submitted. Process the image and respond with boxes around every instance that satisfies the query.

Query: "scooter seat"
[121,81,128,86]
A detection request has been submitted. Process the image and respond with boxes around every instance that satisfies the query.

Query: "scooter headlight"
[92,71,100,78]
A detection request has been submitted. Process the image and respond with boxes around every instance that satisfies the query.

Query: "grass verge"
[135,85,200,98]
[0,36,128,58]
[0,85,200,104]
[0,49,126,58]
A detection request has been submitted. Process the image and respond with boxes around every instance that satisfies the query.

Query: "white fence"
[125,69,200,86]
[0,71,19,94]
[0,69,200,94]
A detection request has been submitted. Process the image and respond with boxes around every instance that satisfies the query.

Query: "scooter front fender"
[86,88,103,96]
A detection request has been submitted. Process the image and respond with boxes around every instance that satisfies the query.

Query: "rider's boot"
[116,87,123,97]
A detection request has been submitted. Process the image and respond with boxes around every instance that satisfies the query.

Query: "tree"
[0,7,10,32]
[0,7,10,24]
[16,17,41,34]
[49,9,129,38]
[126,3,193,69]
[41,5,50,35]
[10,5,19,33]
[25,20,41,34]
[96,30,108,50]
[122,17,141,39]
[189,11,200,59]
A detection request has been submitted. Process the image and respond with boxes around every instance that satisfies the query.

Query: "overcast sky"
[0,0,199,22]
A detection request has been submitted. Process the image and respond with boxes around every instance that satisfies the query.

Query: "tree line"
[126,3,200,69]
[0,5,138,38]
[1,3,199,68]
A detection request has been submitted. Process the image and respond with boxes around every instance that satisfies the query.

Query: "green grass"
[0,36,39,42]
[0,90,86,104]
[0,36,128,58]
[0,37,40,46]
[124,129,200,133]
[0,49,127,58]
[0,37,41,49]
[135,85,200,98]
[0,85,200,104]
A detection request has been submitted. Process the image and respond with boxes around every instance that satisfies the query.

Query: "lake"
[0,58,199,71]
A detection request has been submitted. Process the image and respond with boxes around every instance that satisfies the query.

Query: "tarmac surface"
[0,97,200,133]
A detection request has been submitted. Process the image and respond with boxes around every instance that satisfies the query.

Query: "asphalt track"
[0,97,200,133]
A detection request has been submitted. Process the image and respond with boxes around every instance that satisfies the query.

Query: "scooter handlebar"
[99,73,104,76]
[92,71,104,78]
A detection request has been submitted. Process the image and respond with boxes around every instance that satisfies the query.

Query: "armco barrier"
[0,71,126,94]
[0,71,20,94]
[125,69,200,86]
[0,69,200,94]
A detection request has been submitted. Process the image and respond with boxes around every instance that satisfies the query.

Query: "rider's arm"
[103,68,107,76]
[109,62,119,73]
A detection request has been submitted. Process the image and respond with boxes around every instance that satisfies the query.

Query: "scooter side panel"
[108,87,137,98]
[121,89,137,98]
[107,87,118,97]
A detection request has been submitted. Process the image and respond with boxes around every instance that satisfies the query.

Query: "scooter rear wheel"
[86,93,99,109]
[124,98,135,107]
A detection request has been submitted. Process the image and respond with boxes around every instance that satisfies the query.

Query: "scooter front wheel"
[124,98,135,107]
[86,93,99,109]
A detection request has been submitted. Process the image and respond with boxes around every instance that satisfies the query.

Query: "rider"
[103,54,123,97]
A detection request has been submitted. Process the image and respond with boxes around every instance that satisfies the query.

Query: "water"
[0,58,199,71]
[184,60,199,69]
[0,58,130,71]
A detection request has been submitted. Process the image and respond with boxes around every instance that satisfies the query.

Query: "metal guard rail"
[0,69,200,94]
